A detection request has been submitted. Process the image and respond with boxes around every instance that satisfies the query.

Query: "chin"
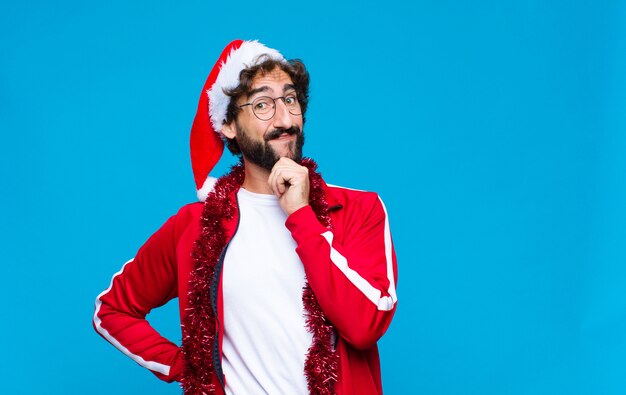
[271,143,294,157]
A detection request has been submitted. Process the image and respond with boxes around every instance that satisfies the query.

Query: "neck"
[241,158,273,194]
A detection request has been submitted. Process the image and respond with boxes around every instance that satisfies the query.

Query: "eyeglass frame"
[238,93,302,121]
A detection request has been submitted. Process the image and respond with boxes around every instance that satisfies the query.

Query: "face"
[222,68,305,171]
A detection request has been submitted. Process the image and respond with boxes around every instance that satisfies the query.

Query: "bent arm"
[93,216,184,382]
[286,194,398,349]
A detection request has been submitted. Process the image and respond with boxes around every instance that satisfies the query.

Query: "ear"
[221,121,237,139]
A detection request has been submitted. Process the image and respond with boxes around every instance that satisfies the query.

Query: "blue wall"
[1,1,625,393]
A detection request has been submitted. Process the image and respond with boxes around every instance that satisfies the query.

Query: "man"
[93,39,398,395]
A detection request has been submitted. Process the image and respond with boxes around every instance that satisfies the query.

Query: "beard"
[235,123,305,171]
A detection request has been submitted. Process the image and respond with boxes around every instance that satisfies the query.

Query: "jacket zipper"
[209,193,241,392]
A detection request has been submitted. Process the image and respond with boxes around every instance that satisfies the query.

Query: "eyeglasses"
[239,93,302,121]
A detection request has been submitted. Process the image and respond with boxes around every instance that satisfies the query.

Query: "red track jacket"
[94,180,398,394]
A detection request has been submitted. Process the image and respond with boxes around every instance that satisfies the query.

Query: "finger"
[269,160,293,188]
[268,160,307,196]
[275,168,293,195]
[276,157,296,166]
[268,164,289,196]
[277,177,287,194]
[268,168,281,197]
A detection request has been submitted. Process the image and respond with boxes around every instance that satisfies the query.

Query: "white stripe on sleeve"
[320,196,397,311]
[93,259,171,376]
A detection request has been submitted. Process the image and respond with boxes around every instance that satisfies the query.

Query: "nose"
[272,98,294,129]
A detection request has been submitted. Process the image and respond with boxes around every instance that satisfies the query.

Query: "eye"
[253,97,273,113]
[284,94,298,106]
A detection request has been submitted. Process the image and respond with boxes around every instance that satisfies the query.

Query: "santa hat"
[190,39,285,201]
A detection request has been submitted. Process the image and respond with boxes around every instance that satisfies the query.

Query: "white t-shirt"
[221,188,313,395]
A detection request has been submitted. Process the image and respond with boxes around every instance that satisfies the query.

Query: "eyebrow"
[246,83,297,99]
[246,86,270,99]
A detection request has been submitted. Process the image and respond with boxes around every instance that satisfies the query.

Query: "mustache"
[264,126,301,142]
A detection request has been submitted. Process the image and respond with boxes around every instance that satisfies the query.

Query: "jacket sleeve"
[92,214,184,382]
[285,193,398,350]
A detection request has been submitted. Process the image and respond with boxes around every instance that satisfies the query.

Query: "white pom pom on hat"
[190,40,285,201]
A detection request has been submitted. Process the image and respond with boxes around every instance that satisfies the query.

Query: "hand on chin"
[268,157,310,215]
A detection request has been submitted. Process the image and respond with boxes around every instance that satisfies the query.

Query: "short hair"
[222,56,310,154]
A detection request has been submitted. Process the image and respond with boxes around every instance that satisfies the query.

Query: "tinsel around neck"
[181,158,338,394]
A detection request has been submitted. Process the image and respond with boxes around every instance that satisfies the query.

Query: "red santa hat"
[190,39,285,201]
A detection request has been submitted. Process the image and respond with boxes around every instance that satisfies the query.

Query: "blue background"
[1,0,625,394]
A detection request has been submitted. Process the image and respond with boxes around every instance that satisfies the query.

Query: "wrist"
[286,203,309,216]
[285,205,328,243]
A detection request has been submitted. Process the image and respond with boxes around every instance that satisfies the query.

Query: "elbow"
[92,293,109,337]
[338,303,397,350]
[340,326,387,350]
[344,334,380,350]
[338,317,393,350]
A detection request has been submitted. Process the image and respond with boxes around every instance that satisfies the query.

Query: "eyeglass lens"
[251,94,301,120]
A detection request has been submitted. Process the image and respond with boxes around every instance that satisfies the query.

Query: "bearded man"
[93,40,398,395]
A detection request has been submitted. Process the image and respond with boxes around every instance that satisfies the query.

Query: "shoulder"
[169,202,204,231]
[175,201,205,215]
[327,183,380,202]
[325,183,384,212]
